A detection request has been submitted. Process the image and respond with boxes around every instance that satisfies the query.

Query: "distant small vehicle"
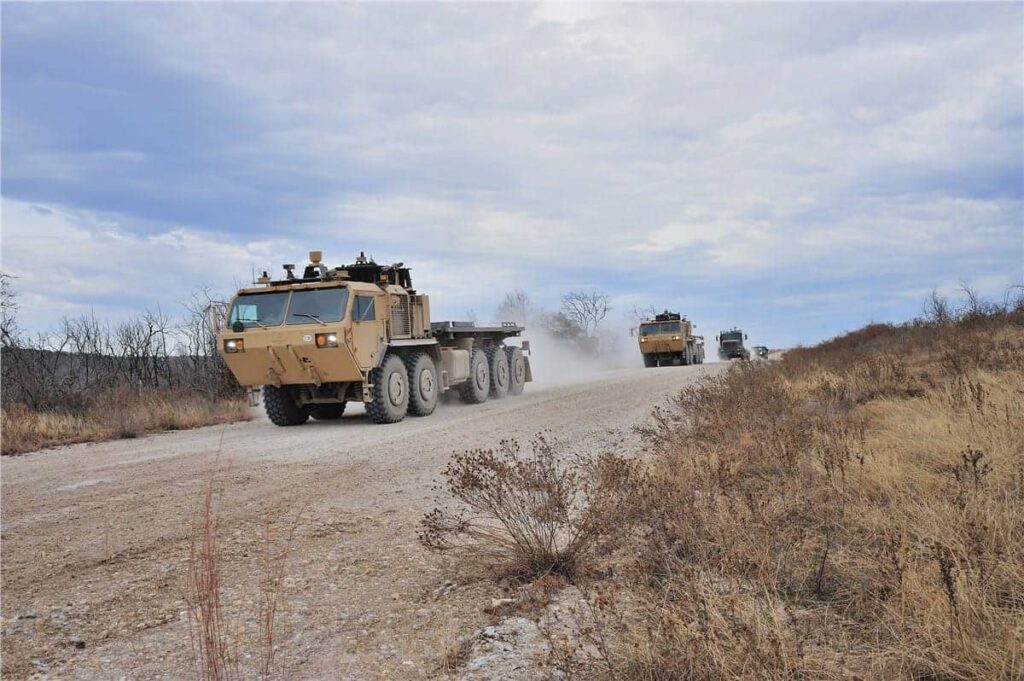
[716,328,750,361]
[753,345,769,359]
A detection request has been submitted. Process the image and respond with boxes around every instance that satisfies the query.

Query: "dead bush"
[420,435,646,580]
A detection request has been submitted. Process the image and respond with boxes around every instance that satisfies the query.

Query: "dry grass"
[588,311,1024,680]
[424,307,1023,679]
[186,476,241,681]
[185,472,296,681]
[420,435,646,581]
[0,387,250,455]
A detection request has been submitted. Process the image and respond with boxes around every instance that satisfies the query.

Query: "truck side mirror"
[745,334,748,340]
[715,336,719,342]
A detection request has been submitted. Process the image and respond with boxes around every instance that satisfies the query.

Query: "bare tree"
[1004,284,1024,314]
[924,288,952,325]
[560,291,611,337]
[1,272,19,348]
[627,304,658,327]
[495,290,533,325]
[958,281,993,319]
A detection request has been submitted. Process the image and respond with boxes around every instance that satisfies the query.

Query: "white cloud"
[0,198,296,329]
[1,3,1021,343]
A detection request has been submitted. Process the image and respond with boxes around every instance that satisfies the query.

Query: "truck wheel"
[643,355,657,368]
[263,385,310,426]
[310,403,346,420]
[459,348,490,404]
[366,354,408,424]
[505,346,527,395]
[485,346,509,398]
[405,352,438,417]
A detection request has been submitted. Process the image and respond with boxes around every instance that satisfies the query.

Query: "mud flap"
[523,356,533,383]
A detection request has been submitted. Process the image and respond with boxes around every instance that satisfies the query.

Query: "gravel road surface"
[1,363,723,679]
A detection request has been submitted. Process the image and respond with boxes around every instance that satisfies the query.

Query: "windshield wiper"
[292,313,326,326]
[245,318,268,329]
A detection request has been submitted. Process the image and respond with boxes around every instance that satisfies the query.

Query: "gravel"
[1,364,722,679]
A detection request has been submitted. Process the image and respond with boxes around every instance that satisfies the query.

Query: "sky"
[2,2,1022,347]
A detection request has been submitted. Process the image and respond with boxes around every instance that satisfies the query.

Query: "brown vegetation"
[185,472,295,681]
[429,291,1024,680]
[1,389,250,455]
[420,435,646,580]
[1,276,248,455]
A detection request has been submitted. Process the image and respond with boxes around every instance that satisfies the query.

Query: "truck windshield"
[721,331,743,342]
[228,291,289,328]
[286,287,349,325]
[640,322,680,336]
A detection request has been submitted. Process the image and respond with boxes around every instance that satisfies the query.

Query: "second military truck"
[217,251,532,426]
[717,328,750,361]
[638,311,705,368]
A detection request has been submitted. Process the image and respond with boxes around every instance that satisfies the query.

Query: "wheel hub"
[476,362,487,388]
[418,369,435,398]
[388,371,405,405]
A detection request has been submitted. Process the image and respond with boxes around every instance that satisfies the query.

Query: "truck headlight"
[640,337,648,343]
[224,339,244,353]
[316,333,338,348]
[671,335,681,340]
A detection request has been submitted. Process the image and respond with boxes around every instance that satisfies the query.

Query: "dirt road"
[1,364,722,679]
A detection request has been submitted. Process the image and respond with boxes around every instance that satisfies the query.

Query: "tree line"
[1,274,239,412]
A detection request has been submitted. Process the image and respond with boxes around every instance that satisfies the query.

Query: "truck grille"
[391,296,411,337]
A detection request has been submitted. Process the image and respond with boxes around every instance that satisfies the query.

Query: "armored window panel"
[354,296,376,322]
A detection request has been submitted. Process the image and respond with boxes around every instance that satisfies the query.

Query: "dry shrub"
[0,388,250,455]
[186,477,240,681]
[421,435,646,580]
[185,474,296,681]
[596,308,1024,680]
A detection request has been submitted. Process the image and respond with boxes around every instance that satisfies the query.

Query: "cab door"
[350,292,386,369]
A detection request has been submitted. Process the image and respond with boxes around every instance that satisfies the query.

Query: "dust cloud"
[510,329,638,386]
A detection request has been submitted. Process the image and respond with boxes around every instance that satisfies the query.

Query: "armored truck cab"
[717,328,750,361]
[637,311,705,368]
[217,251,531,425]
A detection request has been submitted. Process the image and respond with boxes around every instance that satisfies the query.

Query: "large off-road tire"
[643,354,657,368]
[310,403,346,420]
[404,352,438,417]
[366,354,409,424]
[485,345,510,399]
[505,346,527,395]
[263,385,310,426]
[459,348,490,404]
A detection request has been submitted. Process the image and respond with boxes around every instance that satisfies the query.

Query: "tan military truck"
[637,310,705,368]
[217,251,531,425]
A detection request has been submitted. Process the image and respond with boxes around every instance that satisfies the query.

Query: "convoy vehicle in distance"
[217,251,531,425]
[637,310,705,368]
[753,345,770,359]
[717,328,750,361]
